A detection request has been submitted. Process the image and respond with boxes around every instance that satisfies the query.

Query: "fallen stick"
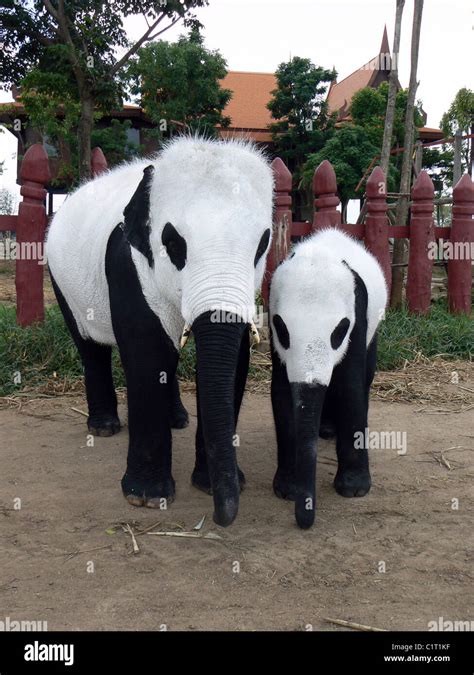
[64,544,111,562]
[325,617,387,632]
[125,524,140,554]
[147,531,222,540]
[71,407,88,417]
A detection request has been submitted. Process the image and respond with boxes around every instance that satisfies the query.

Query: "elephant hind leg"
[50,273,120,437]
[170,376,189,429]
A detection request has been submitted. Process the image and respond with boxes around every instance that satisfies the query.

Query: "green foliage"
[301,125,379,205]
[377,302,473,370]
[0,1,208,178]
[440,87,474,175]
[91,119,142,167]
[267,57,336,176]
[351,83,424,149]
[300,83,427,206]
[127,27,231,142]
[440,88,474,137]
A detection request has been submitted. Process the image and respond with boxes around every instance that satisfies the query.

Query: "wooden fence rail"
[263,158,474,316]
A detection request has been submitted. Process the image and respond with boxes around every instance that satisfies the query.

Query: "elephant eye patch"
[330,317,350,350]
[273,313,290,350]
[162,222,187,270]
[254,229,271,267]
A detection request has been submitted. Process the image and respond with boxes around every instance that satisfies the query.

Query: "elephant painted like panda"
[269,228,387,528]
[46,137,273,527]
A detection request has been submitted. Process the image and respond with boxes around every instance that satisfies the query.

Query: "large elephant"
[269,228,387,528]
[46,137,273,527]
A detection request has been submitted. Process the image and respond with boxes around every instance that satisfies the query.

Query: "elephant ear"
[122,165,155,267]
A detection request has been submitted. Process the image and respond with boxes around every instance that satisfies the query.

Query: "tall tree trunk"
[78,95,94,180]
[392,0,424,309]
[380,0,405,178]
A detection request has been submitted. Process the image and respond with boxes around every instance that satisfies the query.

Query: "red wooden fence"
[0,144,108,326]
[0,148,472,326]
[262,159,474,316]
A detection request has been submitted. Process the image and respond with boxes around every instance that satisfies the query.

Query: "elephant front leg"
[270,341,296,500]
[332,360,371,498]
[122,359,177,508]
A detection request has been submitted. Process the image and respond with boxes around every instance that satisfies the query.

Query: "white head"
[148,136,274,326]
[270,250,356,386]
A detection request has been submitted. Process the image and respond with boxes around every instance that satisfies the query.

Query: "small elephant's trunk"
[291,382,327,529]
[192,311,247,527]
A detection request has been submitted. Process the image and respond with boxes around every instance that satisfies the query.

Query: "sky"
[1,0,473,203]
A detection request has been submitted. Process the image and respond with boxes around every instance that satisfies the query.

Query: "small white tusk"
[180,324,192,349]
[249,321,260,345]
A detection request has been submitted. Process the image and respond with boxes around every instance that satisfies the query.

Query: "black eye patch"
[330,318,350,350]
[254,229,271,267]
[162,222,187,270]
[273,313,290,350]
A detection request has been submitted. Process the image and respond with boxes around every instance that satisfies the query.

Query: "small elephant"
[269,228,387,528]
[46,137,273,527]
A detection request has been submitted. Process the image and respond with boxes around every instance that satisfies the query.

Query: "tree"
[0,187,16,214]
[393,0,424,308]
[380,0,405,177]
[350,83,424,191]
[0,1,207,179]
[267,57,336,218]
[301,125,379,220]
[127,27,231,142]
[440,87,474,176]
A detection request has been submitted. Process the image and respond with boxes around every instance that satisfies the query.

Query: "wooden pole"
[392,0,424,308]
[91,147,108,177]
[312,159,341,231]
[15,144,51,326]
[406,171,435,313]
[448,174,474,314]
[453,129,462,187]
[262,158,292,308]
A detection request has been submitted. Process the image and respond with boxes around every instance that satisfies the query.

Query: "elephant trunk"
[291,382,327,529]
[192,311,247,527]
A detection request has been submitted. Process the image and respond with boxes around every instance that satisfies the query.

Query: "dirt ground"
[1,380,473,631]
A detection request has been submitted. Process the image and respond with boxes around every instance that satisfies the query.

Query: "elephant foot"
[273,469,296,501]
[191,465,245,495]
[334,468,371,497]
[170,403,189,429]
[88,413,121,437]
[319,418,336,439]
[122,472,175,508]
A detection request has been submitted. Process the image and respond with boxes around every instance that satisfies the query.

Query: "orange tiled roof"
[220,71,277,134]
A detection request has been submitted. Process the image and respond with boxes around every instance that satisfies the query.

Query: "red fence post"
[91,147,108,177]
[365,166,391,298]
[312,159,341,231]
[15,144,51,327]
[448,174,474,314]
[406,171,435,314]
[262,158,292,308]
